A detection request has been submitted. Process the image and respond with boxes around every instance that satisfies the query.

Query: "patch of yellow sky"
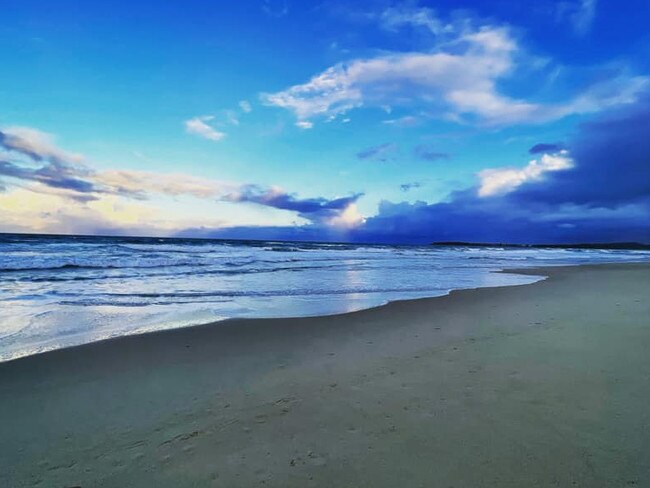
[0,184,312,235]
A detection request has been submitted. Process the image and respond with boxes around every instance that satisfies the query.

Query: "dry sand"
[1,263,649,487]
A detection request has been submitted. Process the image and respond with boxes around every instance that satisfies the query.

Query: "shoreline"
[4,259,647,365]
[1,262,649,487]
[0,262,594,365]
[0,262,552,365]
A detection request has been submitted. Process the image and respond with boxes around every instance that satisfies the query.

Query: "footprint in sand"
[254,414,268,423]
[307,451,327,466]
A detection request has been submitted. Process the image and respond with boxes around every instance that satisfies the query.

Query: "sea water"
[1,233,648,362]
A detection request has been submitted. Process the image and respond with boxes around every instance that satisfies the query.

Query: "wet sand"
[1,263,649,487]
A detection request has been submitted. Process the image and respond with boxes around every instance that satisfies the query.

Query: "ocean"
[1,233,649,362]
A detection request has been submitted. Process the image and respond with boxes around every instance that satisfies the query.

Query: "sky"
[1,0,650,244]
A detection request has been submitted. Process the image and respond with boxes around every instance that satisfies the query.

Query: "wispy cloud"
[357,143,398,162]
[0,127,234,201]
[557,0,597,36]
[185,102,254,139]
[0,127,84,165]
[0,125,365,231]
[223,110,240,126]
[93,170,236,200]
[184,116,226,141]
[1,127,97,201]
[414,145,449,162]
[378,4,449,36]
[295,120,313,129]
[262,0,288,18]
[382,115,421,127]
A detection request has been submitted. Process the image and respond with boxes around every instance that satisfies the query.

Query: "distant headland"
[430,242,650,250]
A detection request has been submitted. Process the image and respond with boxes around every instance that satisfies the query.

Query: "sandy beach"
[1,262,649,487]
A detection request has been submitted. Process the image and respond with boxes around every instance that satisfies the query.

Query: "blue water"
[1,233,648,362]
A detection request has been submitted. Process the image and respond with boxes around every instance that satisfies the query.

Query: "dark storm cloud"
[0,129,82,166]
[222,185,363,224]
[0,131,48,162]
[516,97,650,207]
[0,160,35,180]
[355,196,650,244]
[0,128,101,198]
[0,159,98,196]
[353,98,650,243]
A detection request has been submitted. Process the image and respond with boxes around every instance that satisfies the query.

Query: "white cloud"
[184,116,226,141]
[262,14,646,128]
[295,120,314,129]
[239,100,252,113]
[262,25,526,126]
[478,150,574,197]
[326,203,365,228]
[263,64,363,123]
[382,115,421,127]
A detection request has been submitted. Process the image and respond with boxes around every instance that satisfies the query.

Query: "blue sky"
[1,0,650,243]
